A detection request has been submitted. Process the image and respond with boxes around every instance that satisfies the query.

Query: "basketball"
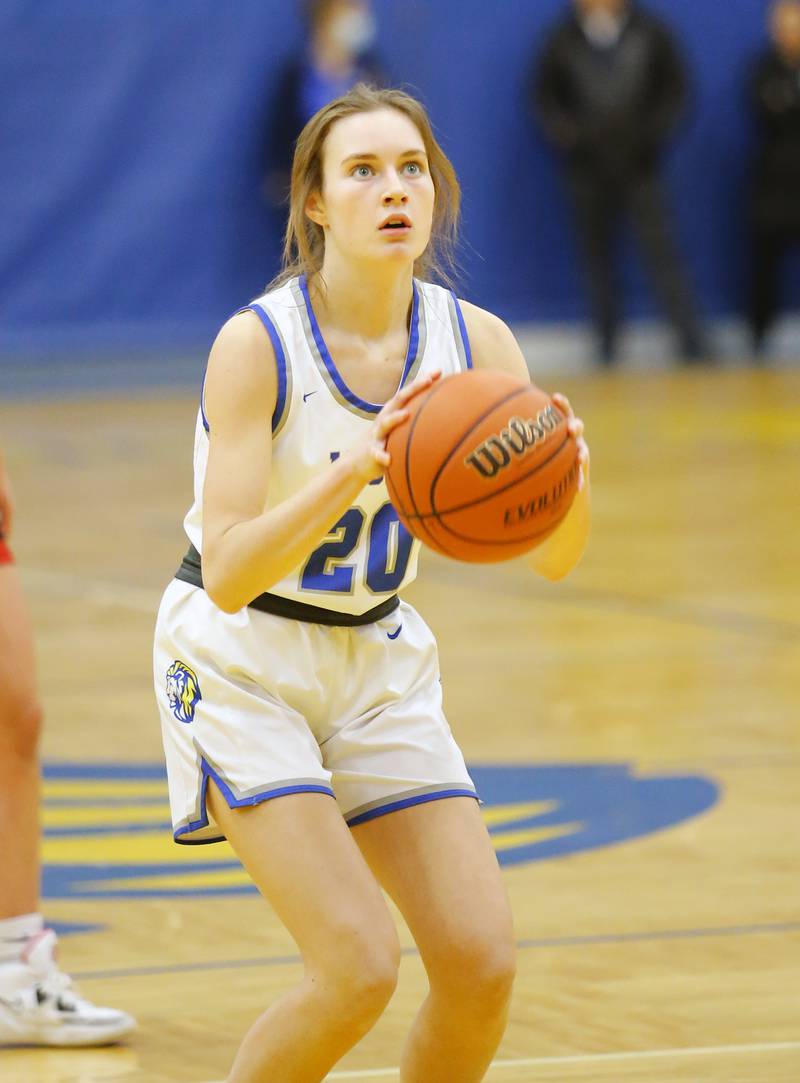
[385,369,580,563]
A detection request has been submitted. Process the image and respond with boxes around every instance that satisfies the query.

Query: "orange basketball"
[385,369,580,563]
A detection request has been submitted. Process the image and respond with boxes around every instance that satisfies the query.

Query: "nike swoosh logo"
[303,390,318,402]
[387,626,402,640]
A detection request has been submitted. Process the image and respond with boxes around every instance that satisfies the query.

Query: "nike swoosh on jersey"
[303,390,318,402]
[387,625,402,640]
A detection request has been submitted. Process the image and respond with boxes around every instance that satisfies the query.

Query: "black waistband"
[174,545,399,627]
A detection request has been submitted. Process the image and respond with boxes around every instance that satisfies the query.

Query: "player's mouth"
[378,213,412,234]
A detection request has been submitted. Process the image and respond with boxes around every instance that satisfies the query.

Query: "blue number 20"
[300,503,414,594]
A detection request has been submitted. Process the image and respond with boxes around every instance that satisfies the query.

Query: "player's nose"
[381,171,409,204]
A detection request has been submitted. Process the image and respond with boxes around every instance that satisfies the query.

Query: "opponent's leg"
[0,564,42,921]
[0,563,135,1046]
[205,782,401,1083]
[353,796,516,1083]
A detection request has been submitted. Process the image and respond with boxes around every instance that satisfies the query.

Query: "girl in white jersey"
[154,84,590,1083]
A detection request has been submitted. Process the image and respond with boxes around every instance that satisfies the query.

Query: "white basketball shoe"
[0,928,135,1046]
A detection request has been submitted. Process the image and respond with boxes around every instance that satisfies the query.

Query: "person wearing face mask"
[748,0,800,354]
[264,0,385,209]
[529,0,707,366]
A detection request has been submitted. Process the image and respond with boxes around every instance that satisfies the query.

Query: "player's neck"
[311,260,414,341]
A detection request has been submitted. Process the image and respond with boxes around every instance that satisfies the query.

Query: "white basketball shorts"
[153,579,478,844]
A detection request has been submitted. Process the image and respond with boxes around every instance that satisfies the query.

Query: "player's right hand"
[344,371,441,484]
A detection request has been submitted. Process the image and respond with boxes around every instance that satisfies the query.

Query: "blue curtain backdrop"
[0,0,768,357]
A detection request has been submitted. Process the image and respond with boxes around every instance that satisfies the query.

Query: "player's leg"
[205,782,401,1083]
[0,561,135,1046]
[352,796,516,1083]
[0,563,42,923]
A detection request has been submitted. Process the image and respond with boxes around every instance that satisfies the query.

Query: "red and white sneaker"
[0,929,135,1046]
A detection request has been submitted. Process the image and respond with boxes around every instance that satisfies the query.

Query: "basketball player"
[0,445,136,1046]
[154,85,590,1083]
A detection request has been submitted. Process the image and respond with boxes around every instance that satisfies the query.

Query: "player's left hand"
[552,392,590,491]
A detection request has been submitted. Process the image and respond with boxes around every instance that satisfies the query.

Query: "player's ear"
[305,191,327,229]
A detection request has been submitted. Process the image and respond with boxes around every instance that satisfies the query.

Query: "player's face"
[311,108,435,268]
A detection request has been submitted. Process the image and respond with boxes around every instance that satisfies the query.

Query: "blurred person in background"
[530,0,707,365]
[748,0,800,354]
[264,0,384,207]
[0,446,135,1047]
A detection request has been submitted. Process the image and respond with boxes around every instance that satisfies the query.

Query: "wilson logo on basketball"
[464,405,561,479]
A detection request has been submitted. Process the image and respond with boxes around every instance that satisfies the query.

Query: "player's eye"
[403,162,423,175]
[351,164,374,177]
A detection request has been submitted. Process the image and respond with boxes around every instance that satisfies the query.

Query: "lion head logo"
[166,661,202,723]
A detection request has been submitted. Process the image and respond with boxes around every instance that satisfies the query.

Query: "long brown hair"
[272,84,461,290]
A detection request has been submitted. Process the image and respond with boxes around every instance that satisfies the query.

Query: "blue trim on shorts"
[173,758,335,845]
[346,788,479,828]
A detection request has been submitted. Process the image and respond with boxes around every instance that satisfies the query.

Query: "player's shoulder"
[212,310,278,368]
[211,275,299,356]
[204,307,280,427]
[457,298,512,341]
[456,300,529,380]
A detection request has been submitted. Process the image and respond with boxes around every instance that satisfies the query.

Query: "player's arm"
[201,311,433,612]
[459,300,591,581]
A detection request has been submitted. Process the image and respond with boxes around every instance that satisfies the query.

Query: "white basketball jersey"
[183,275,472,616]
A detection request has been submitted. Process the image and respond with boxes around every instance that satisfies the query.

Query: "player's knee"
[346,947,400,1024]
[472,941,517,1015]
[0,694,43,761]
[317,925,400,1025]
[346,927,400,1009]
[431,932,516,1016]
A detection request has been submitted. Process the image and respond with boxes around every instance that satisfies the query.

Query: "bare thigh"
[352,797,515,978]
[205,784,399,973]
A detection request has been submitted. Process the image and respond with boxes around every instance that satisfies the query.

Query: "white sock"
[0,913,44,963]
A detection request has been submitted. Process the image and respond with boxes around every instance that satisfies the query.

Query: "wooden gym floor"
[0,363,798,1082]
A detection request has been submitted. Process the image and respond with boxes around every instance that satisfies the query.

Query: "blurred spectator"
[529,0,707,365]
[264,0,384,207]
[749,0,800,353]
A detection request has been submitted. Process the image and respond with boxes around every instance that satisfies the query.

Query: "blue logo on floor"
[41,762,719,899]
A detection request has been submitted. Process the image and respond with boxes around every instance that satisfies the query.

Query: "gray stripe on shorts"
[177,740,332,832]
[345,783,478,825]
